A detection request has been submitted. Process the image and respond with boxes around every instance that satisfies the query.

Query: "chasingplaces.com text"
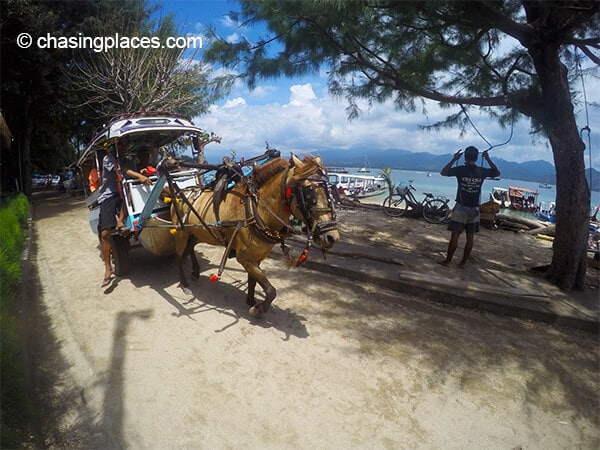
[16,32,203,53]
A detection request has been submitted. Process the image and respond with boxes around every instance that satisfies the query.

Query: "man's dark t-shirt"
[447,165,497,207]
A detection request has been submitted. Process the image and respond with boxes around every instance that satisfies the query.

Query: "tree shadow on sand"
[302,268,600,431]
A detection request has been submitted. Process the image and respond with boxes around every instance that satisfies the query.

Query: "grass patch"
[0,193,35,448]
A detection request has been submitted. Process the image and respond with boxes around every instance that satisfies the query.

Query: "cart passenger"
[137,147,157,176]
[97,136,151,287]
[89,148,107,192]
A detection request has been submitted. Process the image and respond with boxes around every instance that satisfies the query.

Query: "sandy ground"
[23,189,599,449]
[335,201,600,290]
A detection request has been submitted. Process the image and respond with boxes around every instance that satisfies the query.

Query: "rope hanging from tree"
[458,102,515,168]
[459,103,515,153]
[576,48,593,193]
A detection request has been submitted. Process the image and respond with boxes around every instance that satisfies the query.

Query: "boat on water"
[490,187,510,208]
[328,167,349,173]
[508,186,539,212]
[535,201,556,222]
[539,183,552,189]
[357,156,371,173]
[328,172,386,198]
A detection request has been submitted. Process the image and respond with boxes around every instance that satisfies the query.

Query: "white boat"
[357,156,371,173]
[535,201,556,222]
[328,172,386,198]
[490,187,510,208]
[328,167,349,173]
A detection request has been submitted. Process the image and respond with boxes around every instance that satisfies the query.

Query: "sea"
[336,167,600,216]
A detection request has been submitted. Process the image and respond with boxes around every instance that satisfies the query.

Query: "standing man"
[97,136,151,287]
[439,146,500,268]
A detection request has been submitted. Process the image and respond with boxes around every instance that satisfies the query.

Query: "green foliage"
[1,0,228,193]
[205,0,599,126]
[379,168,395,196]
[0,197,27,288]
[0,211,23,287]
[65,8,223,120]
[0,194,33,448]
[7,193,30,228]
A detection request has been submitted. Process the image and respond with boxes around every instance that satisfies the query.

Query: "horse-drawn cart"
[77,113,212,275]
[77,112,339,315]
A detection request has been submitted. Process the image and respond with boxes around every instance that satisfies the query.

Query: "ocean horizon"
[338,167,600,213]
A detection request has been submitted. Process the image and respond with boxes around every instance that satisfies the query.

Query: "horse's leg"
[243,262,276,316]
[184,237,200,279]
[246,274,257,307]
[174,233,191,294]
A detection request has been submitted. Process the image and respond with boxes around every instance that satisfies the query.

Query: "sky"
[155,0,599,169]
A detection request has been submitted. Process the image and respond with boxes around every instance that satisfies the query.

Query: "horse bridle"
[286,172,338,238]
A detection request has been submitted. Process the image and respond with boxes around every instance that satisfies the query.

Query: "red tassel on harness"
[209,274,220,282]
[297,248,309,266]
[284,187,293,212]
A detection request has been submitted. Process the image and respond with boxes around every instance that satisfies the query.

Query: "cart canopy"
[76,112,206,169]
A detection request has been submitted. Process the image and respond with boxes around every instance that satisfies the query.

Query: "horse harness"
[160,152,337,272]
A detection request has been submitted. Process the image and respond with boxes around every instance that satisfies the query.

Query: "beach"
[340,167,600,213]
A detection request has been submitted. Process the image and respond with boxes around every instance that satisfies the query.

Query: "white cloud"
[195,82,599,169]
[288,83,317,104]
[226,32,240,44]
[222,97,246,108]
[221,15,239,29]
[248,85,277,98]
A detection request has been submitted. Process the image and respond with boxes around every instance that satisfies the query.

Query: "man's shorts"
[447,203,480,234]
[98,194,122,233]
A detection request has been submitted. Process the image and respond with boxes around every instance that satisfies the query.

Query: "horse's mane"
[252,157,289,187]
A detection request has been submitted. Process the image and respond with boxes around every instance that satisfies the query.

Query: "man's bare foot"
[458,260,468,269]
[438,259,451,267]
[102,273,114,287]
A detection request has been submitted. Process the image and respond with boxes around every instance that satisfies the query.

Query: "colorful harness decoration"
[155,149,337,278]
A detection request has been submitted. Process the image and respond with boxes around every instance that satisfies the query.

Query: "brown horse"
[170,154,340,316]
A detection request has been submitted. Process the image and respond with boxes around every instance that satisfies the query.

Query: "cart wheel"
[112,235,130,276]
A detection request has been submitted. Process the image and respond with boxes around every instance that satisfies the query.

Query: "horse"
[169,153,340,316]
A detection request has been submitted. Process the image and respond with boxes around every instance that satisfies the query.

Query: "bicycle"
[382,180,450,224]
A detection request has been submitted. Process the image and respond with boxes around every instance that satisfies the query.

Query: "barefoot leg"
[439,232,460,266]
[459,232,474,268]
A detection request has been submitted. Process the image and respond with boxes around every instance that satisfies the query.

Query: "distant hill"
[315,147,600,191]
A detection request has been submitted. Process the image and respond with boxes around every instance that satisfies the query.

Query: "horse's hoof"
[248,306,261,317]
[179,284,192,295]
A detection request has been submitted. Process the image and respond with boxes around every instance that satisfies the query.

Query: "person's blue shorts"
[447,203,480,234]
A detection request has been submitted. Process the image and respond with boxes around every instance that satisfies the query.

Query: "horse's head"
[287,154,339,249]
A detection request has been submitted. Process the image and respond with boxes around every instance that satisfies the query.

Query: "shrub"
[0,193,33,448]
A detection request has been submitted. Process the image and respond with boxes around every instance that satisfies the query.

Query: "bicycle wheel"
[383,194,408,217]
[423,199,450,224]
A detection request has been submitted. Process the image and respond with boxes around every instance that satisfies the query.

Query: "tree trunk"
[532,47,590,290]
[22,96,35,201]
